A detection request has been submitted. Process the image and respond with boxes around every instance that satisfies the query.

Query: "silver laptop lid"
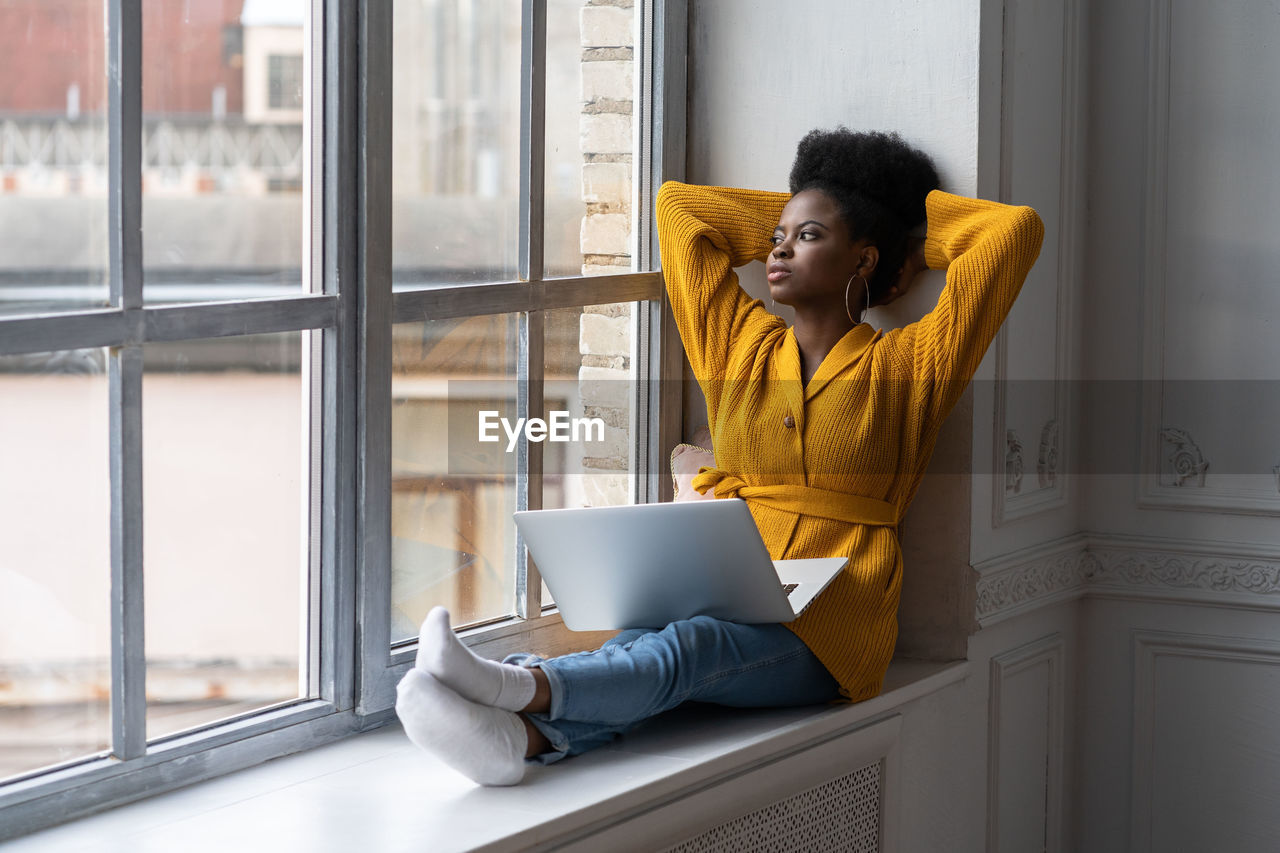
[514,499,798,630]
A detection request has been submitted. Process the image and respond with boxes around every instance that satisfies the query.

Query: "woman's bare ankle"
[521,667,552,714]
[522,715,551,758]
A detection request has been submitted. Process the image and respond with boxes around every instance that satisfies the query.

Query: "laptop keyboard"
[782,583,799,597]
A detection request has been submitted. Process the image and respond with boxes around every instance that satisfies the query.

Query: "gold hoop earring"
[845,275,870,325]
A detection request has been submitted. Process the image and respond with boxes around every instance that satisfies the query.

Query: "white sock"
[416,606,537,712]
[395,668,528,786]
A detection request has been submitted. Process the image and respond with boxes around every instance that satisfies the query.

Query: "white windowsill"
[7,659,968,853]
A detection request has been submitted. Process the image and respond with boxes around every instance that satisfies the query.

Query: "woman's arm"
[656,181,790,382]
[891,190,1045,421]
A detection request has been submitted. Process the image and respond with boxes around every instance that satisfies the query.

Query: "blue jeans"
[503,615,840,764]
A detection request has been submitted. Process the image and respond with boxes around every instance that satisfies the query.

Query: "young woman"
[395,128,1044,786]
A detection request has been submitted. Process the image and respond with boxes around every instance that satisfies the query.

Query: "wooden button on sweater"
[782,414,795,429]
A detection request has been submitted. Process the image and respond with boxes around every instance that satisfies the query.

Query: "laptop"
[513,498,846,631]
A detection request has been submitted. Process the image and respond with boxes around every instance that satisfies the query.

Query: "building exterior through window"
[0,0,675,832]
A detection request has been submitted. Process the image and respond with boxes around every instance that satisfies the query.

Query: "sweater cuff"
[923,236,948,271]
[921,188,987,270]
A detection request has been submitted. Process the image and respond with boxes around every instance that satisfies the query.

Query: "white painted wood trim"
[549,715,905,853]
[975,533,1280,625]
[992,0,1081,527]
[986,633,1065,853]
[1086,538,1280,609]
[1136,0,1172,516]
[1133,0,1280,517]
[1129,630,1280,853]
[974,535,1090,627]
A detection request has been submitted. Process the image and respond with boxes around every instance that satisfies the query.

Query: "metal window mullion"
[515,307,544,619]
[518,0,546,284]
[305,0,336,707]
[0,297,339,358]
[0,310,129,356]
[389,272,663,323]
[650,0,687,502]
[107,0,146,760]
[142,295,339,341]
[354,0,394,714]
[515,0,547,619]
[108,0,142,314]
[108,346,146,760]
[633,0,657,504]
[635,0,655,274]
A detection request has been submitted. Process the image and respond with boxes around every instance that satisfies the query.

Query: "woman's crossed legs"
[396,608,839,786]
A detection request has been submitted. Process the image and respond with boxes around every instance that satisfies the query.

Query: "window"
[366,0,684,708]
[0,0,685,838]
[267,54,303,111]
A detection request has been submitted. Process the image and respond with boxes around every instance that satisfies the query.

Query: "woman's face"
[767,189,877,312]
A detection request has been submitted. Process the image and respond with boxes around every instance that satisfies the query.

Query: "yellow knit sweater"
[656,181,1044,701]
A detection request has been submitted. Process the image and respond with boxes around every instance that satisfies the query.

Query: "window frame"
[0,0,686,839]
[356,0,687,712]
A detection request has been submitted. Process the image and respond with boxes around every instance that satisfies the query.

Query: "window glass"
[267,54,304,111]
[142,0,307,304]
[541,302,637,607]
[543,303,636,510]
[391,315,520,639]
[0,1,110,317]
[142,331,310,741]
[0,348,110,781]
[544,0,639,279]
[392,0,521,287]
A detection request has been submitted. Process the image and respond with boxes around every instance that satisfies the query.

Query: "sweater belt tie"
[691,467,898,527]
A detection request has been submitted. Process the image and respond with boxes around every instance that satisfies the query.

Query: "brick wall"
[0,0,246,117]
[577,0,635,506]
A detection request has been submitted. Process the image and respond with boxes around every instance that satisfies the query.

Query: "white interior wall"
[686,0,990,660]
[682,0,1280,848]
[968,0,1085,567]
[1077,1,1280,850]
[681,4,1081,850]
[686,0,982,192]
[1082,0,1280,545]
[686,0,985,340]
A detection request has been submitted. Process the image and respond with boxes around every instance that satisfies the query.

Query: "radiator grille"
[659,760,882,853]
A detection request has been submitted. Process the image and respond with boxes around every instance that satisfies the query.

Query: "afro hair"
[788,128,940,301]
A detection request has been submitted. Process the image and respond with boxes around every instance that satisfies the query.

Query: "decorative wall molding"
[1130,630,1280,852]
[975,536,1280,626]
[1037,419,1059,488]
[990,0,1080,527]
[987,634,1065,853]
[1086,547,1280,599]
[1136,0,1174,517]
[1159,426,1208,487]
[1135,0,1280,516]
[1005,430,1024,495]
[975,537,1091,627]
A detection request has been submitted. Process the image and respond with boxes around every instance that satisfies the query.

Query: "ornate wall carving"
[1037,419,1058,488]
[976,541,1280,626]
[1005,430,1024,495]
[1160,427,1208,487]
[976,546,1090,624]
[1086,548,1280,598]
